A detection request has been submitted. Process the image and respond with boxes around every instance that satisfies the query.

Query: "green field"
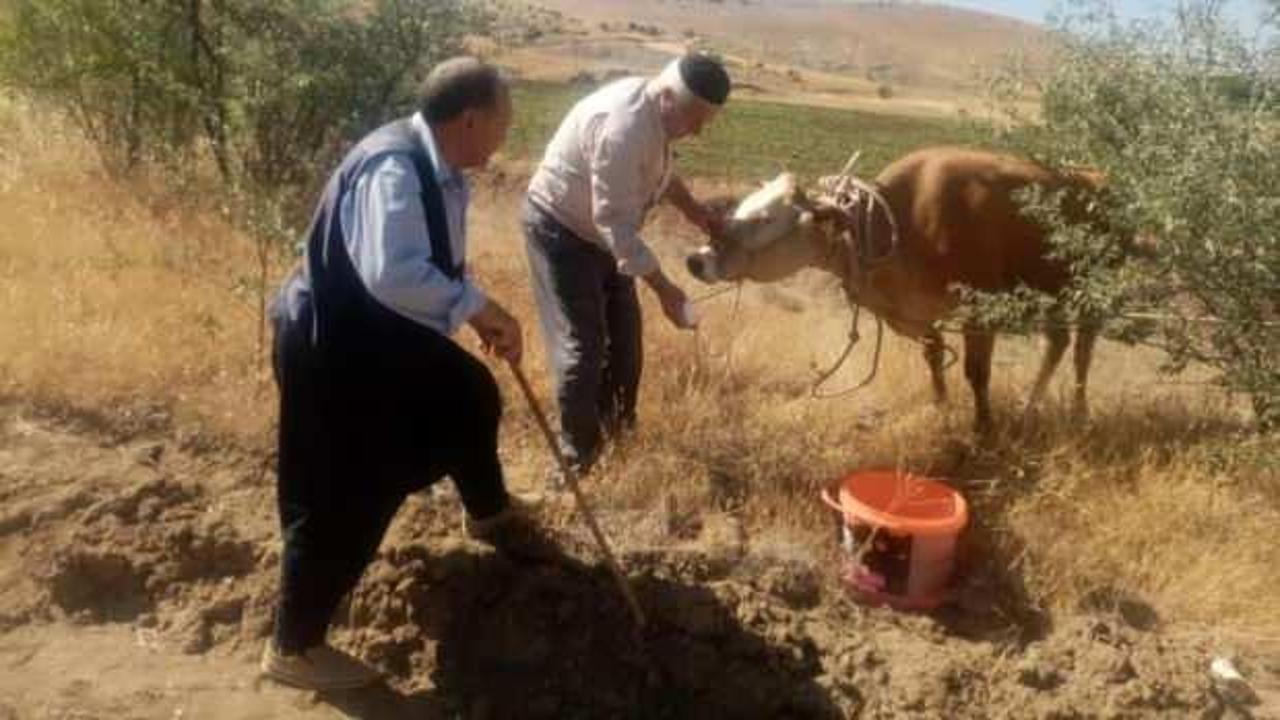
[508,81,980,183]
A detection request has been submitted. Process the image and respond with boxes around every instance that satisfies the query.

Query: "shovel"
[507,361,646,629]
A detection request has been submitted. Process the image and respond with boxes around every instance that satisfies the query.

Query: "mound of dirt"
[989,617,1212,716]
[335,538,847,717]
[33,476,274,651]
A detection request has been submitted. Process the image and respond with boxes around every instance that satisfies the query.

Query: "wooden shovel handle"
[508,362,646,629]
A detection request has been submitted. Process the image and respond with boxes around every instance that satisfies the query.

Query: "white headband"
[656,58,705,108]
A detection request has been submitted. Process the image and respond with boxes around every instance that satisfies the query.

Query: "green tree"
[0,0,485,364]
[987,0,1279,429]
[0,0,481,191]
[0,1,209,172]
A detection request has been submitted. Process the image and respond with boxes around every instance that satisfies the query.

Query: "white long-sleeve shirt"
[527,77,673,277]
[339,112,487,336]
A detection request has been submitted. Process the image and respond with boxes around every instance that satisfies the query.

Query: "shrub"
[984,0,1279,429]
[0,0,482,207]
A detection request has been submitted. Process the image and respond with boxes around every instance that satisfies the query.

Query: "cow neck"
[817,219,924,337]
[811,219,861,305]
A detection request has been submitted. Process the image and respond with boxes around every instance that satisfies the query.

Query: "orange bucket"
[820,470,968,610]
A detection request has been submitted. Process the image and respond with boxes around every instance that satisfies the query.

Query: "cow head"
[687,173,831,284]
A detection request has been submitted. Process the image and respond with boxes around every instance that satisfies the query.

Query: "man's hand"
[468,299,523,364]
[643,270,695,330]
[665,175,726,239]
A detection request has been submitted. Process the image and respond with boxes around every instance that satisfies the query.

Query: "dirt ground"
[1,401,1276,719]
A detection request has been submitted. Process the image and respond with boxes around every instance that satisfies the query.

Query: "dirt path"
[1,403,1275,719]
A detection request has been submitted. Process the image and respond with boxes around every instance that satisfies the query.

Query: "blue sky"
[942,0,1270,28]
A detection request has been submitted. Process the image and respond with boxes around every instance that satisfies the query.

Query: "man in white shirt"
[263,57,556,691]
[524,53,731,476]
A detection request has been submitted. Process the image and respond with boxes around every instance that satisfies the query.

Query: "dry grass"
[0,98,285,442]
[3,97,1278,646]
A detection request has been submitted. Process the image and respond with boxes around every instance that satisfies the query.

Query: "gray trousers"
[522,199,642,471]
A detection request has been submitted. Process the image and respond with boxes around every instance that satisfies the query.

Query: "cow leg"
[963,326,996,433]
[1024,314,1071,420]
[923,327,948,405]
[1072,318,1101,423]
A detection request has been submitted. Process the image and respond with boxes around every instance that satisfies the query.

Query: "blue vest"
[273,118,461,362]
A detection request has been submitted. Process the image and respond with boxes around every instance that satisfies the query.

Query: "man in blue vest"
[261,57,556,691]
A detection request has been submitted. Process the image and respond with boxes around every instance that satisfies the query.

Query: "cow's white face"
[687,173,825,284]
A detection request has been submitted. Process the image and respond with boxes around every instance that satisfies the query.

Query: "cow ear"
[790,183,809,206]
[779,173,806,205]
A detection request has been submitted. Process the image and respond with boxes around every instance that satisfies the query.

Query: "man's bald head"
[419,57,508,124]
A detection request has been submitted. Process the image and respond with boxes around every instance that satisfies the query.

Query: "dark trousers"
[271,307,508,652]
[522,199,643,471]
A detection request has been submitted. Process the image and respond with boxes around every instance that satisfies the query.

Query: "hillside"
[492,0,1052,109]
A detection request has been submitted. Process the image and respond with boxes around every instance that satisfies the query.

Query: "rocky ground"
[1,402,1275,719]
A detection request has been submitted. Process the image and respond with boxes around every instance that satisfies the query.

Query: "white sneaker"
[260,641,381,690]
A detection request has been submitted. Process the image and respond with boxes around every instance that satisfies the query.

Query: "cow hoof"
[973,415,995,439]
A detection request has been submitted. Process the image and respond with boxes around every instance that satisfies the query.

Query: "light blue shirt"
[339,112,487,336]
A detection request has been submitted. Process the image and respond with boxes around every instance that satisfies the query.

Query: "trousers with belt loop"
[522,199,643,472]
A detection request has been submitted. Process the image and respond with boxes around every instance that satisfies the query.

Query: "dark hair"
[419,57,506,124]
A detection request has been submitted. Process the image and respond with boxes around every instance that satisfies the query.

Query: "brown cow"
[686,147,1107,431]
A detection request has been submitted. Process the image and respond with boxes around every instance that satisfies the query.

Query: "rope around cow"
[808,151,944,399]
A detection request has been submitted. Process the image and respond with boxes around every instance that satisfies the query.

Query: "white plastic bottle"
[679,300,700,328]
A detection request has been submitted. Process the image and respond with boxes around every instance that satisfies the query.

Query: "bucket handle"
[820,487,844,514]
[820,485,908,535]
